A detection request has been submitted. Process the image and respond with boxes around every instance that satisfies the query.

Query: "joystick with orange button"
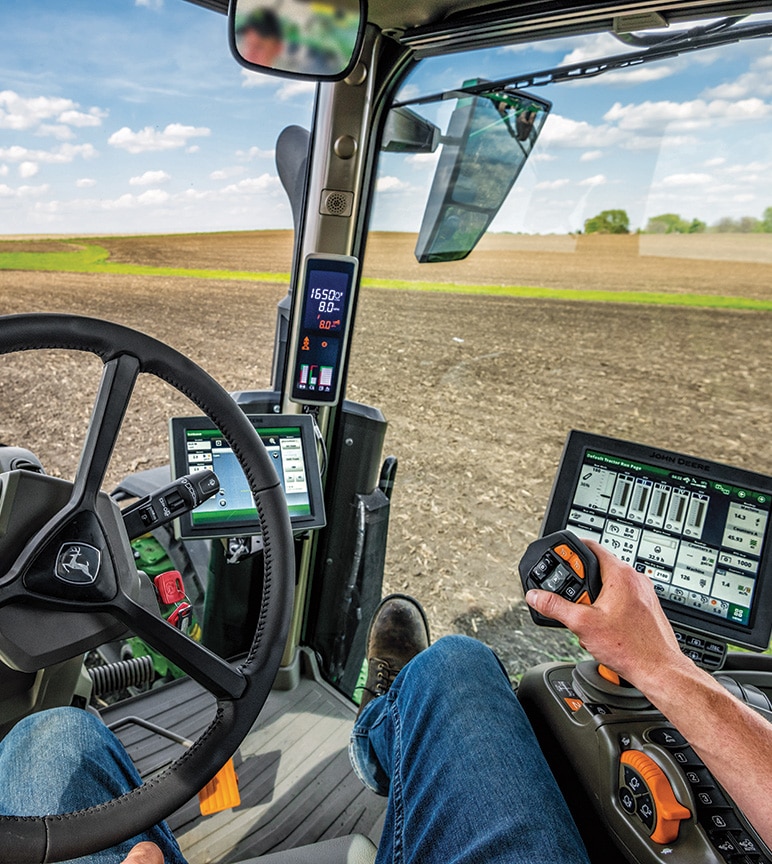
[519,530,602,627]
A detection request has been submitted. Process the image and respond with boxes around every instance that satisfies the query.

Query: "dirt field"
[2,231,772,678]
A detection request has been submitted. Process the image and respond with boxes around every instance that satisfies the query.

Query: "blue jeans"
[0,706,186,864]
[350,635,590,864]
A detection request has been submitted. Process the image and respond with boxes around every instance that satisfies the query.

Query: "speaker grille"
[320,189,353,217]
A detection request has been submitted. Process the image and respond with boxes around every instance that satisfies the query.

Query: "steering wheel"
[0,313,295,863]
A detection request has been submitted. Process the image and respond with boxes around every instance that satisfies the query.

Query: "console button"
[619,787,636,814]
[531,553,557,583]
[684,767,714,787]
[707,811,742,832]
[562,578,584,601]
[696,787,730,810]
[734,832,761,856]
[712,831,737,856]
[637,794,655,830]
[648,727,687,748]
[543,563,571,593]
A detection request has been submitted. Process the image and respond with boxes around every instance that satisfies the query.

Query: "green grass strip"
[2,242,771,312]
[361,276,772,311]
[0,244,291,283]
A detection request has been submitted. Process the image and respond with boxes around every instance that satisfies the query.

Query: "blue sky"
[1,1,771,235]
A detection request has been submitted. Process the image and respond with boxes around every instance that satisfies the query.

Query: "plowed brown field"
[2,230,771,676]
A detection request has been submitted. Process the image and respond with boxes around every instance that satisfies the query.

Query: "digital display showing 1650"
[291,254,359,406]
[302,275,349,332]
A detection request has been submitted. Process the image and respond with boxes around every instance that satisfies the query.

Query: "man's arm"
[526,539,772,849]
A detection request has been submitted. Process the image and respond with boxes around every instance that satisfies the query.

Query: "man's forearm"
[639,657,772,850]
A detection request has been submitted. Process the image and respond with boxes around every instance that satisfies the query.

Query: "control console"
[517,431,772,863]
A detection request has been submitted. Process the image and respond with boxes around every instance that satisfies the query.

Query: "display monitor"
[169,413,325,540]
[290,253,358,406]
[542,431,772,651]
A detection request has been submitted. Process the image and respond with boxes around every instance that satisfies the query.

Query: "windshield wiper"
[395,16,772,107]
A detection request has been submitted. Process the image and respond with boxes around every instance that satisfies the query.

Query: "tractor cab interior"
[1,1,772,862]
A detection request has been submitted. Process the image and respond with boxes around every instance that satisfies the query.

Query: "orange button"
[598,664,621,686]
[564,697,584,712]
[568,553,585,578]
[577,592,591,605]
[554,544,572,561]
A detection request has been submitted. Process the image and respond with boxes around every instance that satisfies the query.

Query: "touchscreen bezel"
[169,413,325,540]
[542,431,772,651]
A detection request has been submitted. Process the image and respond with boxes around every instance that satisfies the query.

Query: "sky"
[1,1,772,236]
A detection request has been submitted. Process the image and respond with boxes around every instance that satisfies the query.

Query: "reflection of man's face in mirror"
[238,10,284,67]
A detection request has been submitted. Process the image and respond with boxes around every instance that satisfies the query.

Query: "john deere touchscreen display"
[169,413,325,540]
[542,431,772,650]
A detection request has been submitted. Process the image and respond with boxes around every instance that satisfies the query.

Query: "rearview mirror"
[229,0,366,81]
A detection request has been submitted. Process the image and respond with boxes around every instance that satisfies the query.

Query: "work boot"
[358,593,430,715]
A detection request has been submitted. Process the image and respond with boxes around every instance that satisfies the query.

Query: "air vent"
[320,189,353,217]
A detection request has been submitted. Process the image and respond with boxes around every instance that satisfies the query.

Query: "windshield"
[352,20,772,674]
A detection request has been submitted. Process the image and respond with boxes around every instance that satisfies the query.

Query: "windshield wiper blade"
[395,18,772,107]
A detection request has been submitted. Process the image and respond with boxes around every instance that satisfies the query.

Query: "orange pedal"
[199,757,241,815]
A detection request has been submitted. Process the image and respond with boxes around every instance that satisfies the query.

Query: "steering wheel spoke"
[116,595,247,700]
[74,354,140,506]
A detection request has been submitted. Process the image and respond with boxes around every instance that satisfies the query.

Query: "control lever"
[519,530,602,627]
[121,469,219,540]
[520,531,633,691]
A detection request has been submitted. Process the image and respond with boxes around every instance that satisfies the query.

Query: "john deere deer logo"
[55,543,101,585]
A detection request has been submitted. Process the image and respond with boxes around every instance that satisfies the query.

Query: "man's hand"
[527,538,772,848]
[525,539,688,690]
[120,842,164,864]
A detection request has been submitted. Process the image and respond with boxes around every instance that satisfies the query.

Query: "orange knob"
[620,750,691,844]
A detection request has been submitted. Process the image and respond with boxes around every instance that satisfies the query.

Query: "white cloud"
[210,166,247,180]
[376,175,411,192]
[18,161,38,179]
[531,152,556,163]
[660,172,712,187]
[702,48,772,100]
[0,183,50,199]
[704,157,725,167]
[59,107,108,128]
[0,164,7,177]
[135,0,163,7]
[277,81,317,101]
[604,97,771,133]
[129,170,171,186]
[236,146,275,160]
[241,72,315,101]
[0,143,97,164]
[108,123,210,154]
[137,189,170,205]
[37,124,76,141]
[76,178,97,188]
[579,174,607,187]
[540,114,617,149]
[221,173,282,195]
[560,33,632,65]
[580,150,602,162]
[405,151,441,167]
[0,91,106,134]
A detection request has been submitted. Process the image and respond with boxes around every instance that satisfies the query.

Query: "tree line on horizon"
[581,207,772,235]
